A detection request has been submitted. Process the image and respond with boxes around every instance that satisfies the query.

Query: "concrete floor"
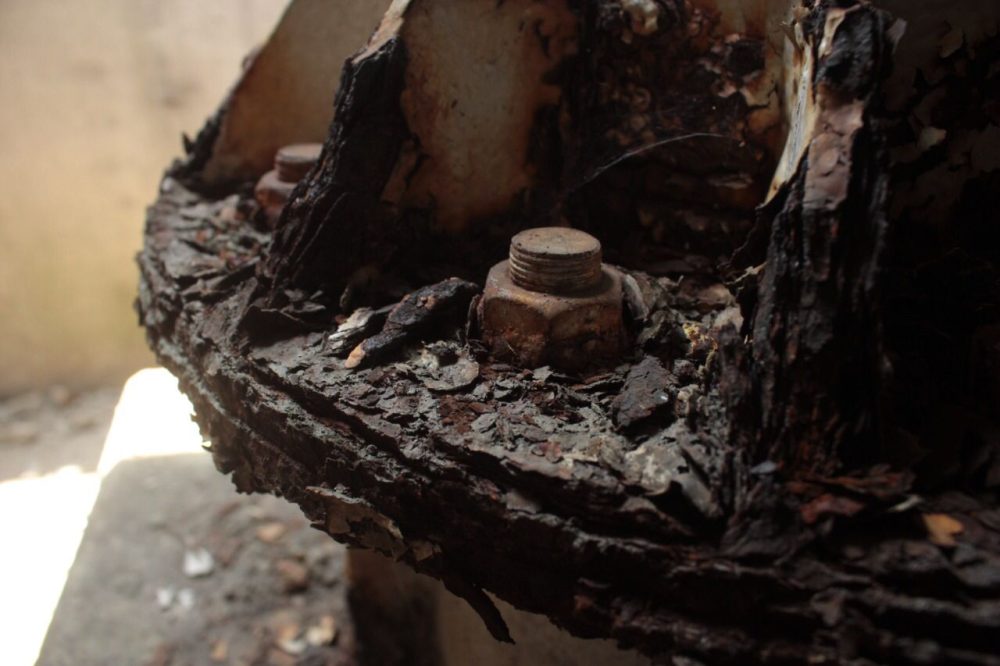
[0,369,354,666]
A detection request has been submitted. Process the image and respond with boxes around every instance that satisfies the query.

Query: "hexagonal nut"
[478,260,626,372]
[254,169,296,228]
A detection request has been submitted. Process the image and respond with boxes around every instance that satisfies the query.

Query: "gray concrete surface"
[0,375,354,666]
[38,454,354,666]
[0,386,117,479]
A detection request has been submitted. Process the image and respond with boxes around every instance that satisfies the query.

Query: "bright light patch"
[0,368,206,665]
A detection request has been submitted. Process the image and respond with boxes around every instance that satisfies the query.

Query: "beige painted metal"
[202,0,391,184]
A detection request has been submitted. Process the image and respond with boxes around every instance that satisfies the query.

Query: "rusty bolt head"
[254,170,297,229]
[255,142,323,229]
[509,227,603,294]
[479,227,625,373]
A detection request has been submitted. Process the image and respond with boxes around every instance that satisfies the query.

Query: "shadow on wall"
[0,0,378,394]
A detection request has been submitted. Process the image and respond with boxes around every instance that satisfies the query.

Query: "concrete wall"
[0,0,300,394]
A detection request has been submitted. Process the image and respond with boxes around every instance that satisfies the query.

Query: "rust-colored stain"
[479,228,625,373]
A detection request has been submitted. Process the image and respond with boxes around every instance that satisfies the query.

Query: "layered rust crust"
[141,1,1000,663]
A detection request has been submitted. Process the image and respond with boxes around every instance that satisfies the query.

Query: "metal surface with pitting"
[479,228,625,373]
[508,227,603,295]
